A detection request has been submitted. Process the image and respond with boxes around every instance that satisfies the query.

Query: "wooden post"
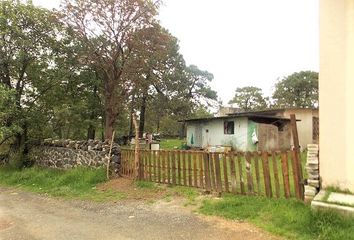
[290,114,304,200]
[106,131,115,180]
[132,113,141,180]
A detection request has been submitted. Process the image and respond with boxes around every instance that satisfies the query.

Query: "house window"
[224,121,234,134]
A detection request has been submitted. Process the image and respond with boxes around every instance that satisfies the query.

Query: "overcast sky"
[33,0,319,104]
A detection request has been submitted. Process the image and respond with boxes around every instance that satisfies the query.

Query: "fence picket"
[193,153,198,187]
[171,151,176,185]
[203,152,212,192]
[272,151,280,198]
[223,153,229,192]
[209,153,216,191]
[157,151,161,183]
[199,152,204,188]
[245,152,254,194]
[188,153,193,187]
[254,152,261,195]
[177,151,181,185]
[281,151,291,198]
[229,152,237,194]
[262,152,272,198]
[214,153,222,194]
[237,152,245,194]
[167,151,171,184]
[291,150,301,199]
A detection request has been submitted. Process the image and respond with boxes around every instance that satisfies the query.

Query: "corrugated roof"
[179,113,292,123]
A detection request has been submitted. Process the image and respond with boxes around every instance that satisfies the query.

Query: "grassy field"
[199,194,354,240]
[159,138,184,149]
[0,166,124,201]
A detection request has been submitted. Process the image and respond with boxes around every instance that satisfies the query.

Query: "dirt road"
[0,188,279,240]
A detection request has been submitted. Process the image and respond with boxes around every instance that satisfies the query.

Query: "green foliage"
[273,71,319,108]
[0,166,123,201]
[0,84,21,143]
[0,0,218,152]
[229,86,268,111]
[200,194,354,240]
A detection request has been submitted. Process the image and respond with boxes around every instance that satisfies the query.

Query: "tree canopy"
[272,71,318,108]
[228,86,268,111]
[0,0,218,167]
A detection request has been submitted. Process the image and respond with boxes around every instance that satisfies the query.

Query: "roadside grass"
[0,166,124,201]
[134,180,156,189]
[167,185,199,206]
[199,194,354,240]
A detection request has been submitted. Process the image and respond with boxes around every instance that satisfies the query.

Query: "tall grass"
[199,194,354,240]
[0,166,123,201]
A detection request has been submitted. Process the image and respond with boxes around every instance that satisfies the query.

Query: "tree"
[272,71,318,108]
[60,0,160,140]
[228,86,268,111]
[0,0,65,165]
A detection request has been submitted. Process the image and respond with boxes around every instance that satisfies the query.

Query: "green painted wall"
[247,120,258,151]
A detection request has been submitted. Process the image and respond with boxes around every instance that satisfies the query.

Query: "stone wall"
[30,139,121,175]
[304,144,320,202]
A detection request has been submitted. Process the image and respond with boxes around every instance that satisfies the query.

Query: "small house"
[217,107,319,149]
[183,113,292,151]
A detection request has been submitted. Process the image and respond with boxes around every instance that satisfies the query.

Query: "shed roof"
[180,113,299,129]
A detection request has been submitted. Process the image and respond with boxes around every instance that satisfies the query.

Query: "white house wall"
[186,117,249,151]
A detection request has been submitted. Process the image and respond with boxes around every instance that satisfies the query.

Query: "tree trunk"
[103,77,118,141]
[156,114,160,133]
[132,112,140,180]
[128,101,135,137]
[87,124,95,140]
[138,93,147,138]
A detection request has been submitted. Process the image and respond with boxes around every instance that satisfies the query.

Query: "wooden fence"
[120,149,304,200]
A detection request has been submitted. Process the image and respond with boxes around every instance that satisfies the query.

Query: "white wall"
[283,109,318,149]
[186,117,248,151]
[320,0,354,191]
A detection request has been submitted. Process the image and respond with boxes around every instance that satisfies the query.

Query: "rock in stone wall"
[304,144,320,202]
[30,139,121,176]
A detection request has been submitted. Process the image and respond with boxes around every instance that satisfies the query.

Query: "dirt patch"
[97,178,167,201]
[0,219,13,230]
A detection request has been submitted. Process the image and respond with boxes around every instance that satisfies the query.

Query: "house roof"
[225,107,318,116]
[180,112,300,128]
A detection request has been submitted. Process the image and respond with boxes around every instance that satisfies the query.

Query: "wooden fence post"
[290,114,304,201]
